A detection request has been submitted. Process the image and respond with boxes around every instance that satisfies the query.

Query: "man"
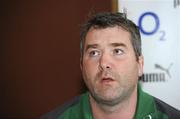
[41,12,180,119]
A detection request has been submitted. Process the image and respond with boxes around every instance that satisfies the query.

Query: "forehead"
[84,26,132,47]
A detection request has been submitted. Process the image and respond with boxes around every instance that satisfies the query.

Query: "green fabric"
[134,85,168,119]
[58,84,169,119]
[57,92,93,119]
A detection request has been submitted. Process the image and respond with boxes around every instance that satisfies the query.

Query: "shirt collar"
[82,83,157,119]
[134,83,157,119]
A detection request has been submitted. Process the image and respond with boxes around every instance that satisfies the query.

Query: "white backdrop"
[118,0,180,110]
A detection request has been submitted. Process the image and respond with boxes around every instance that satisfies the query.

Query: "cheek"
[116,60,139,78]
[82,61,99,91]
[83,57,98,69]
[82,60,98,79]
[127,64,139,82]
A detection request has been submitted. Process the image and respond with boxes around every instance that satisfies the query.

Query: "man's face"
[81,26,143,105]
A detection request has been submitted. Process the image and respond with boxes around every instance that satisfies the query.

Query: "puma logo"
[154,63,173,78]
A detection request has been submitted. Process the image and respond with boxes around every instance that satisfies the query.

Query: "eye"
[113,49,123,55]
[89,50,100,57]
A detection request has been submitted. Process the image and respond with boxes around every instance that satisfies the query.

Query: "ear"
[138,55,144,77]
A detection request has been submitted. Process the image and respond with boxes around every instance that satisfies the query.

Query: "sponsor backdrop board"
[118,0,180,110]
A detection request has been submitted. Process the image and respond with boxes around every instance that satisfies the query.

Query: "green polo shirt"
[57,84,169,119]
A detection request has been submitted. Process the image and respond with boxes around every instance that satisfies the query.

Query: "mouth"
[101,77,115,84]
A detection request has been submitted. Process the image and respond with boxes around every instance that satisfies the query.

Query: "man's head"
[80,12,143,107]
[80,12,142,60]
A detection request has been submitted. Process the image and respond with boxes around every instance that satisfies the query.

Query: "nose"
[99,53,111,71]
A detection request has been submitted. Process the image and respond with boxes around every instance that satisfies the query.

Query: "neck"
[90,85,138,119]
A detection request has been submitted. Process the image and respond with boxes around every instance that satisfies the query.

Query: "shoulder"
[40,96,81,119]
[154,97,180,119]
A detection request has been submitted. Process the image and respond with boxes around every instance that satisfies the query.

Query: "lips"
[101,77,114,83]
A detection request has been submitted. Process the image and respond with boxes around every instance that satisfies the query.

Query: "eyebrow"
[85,44,98,52]
[84,42,127,52]
[109,43,126,48]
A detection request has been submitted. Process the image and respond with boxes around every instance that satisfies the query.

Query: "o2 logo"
[138,11,166,41]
